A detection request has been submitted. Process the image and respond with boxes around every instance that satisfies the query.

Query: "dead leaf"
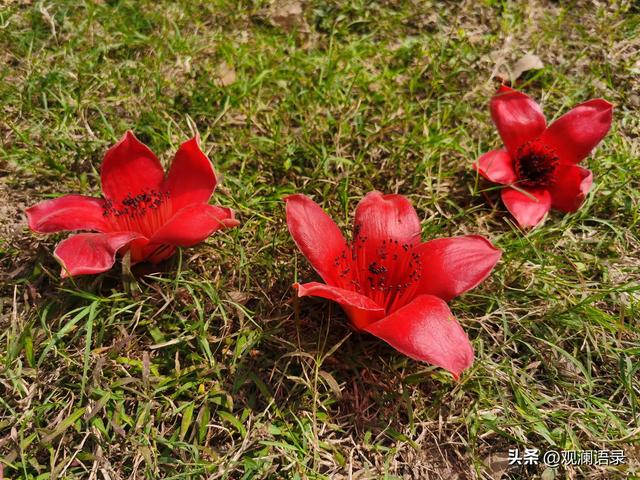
[237,30,250,44]
[268,0,308,33]
[227,290,251,305]
[226,113,248,126]
[318,370,342,399]
[525,360,542,372]
[368,82,381,93]
[227,290,251,323]
[510,53,544,82]
[215,61,236,87]
[541,467,556,480]
[483,453,510,480]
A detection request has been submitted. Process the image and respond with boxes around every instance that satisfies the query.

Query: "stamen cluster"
[102,189,172,238]
[333,223,423,313]
[102,190,170,218]
[515,141,559,187]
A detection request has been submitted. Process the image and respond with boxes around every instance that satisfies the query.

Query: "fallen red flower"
[27,131,239,277]
[285,191,501,379]
[474,85,613,228]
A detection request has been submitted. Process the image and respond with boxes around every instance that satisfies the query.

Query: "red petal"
[26,195,109,233]
[490,85,546,157]
[473,148,517,184]
[548,165,593,212]
[540,99,613,164]
[415,235,501,302]
[295,282,385,330]
[501,187,551,228]
[101,131,165,204]
[285,194,350,287]
[54,231,143,277]
[149,203,239,247]
[164,136,218,212]
[364,295,473,380]
[353,191,421,246]
[131,239,175,264]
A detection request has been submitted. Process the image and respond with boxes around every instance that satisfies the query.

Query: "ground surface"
[1,0,639,479]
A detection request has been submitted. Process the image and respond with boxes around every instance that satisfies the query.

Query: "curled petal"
[130,239,175,265]
[490,85,546,156]
[415,235,502,302]
[473,149,517,185]
[501,187,551,229]
[353,191,421,247]
[101,131,165,204]
[149,203,239,247]
[548,165,593,213]
[295,282,385,331]
[164,136,218,212]
[54,231,143,277]
[541,99,613,164]
[285,194,350,287]
[26,195,109,233]
[364,295,474,380]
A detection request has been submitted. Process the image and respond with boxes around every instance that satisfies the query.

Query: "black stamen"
[516,141,559,187]
[102,190,169,218]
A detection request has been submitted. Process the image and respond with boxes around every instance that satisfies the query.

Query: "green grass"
[1,0,639,478]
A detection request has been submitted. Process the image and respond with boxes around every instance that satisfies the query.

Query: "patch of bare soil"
[0,173,44,290]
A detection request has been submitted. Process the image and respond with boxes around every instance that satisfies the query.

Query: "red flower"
[474,86,613,228]
[285,191,501,379]
[26,131,239,277]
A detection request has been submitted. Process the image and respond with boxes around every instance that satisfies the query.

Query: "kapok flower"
[474,85,613,228]
[26,131,239,277]
[285,191,501,379]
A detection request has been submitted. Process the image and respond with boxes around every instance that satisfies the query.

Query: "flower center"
[515,141,559,187]
[103,189,172,237]
[334,224,423,313]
